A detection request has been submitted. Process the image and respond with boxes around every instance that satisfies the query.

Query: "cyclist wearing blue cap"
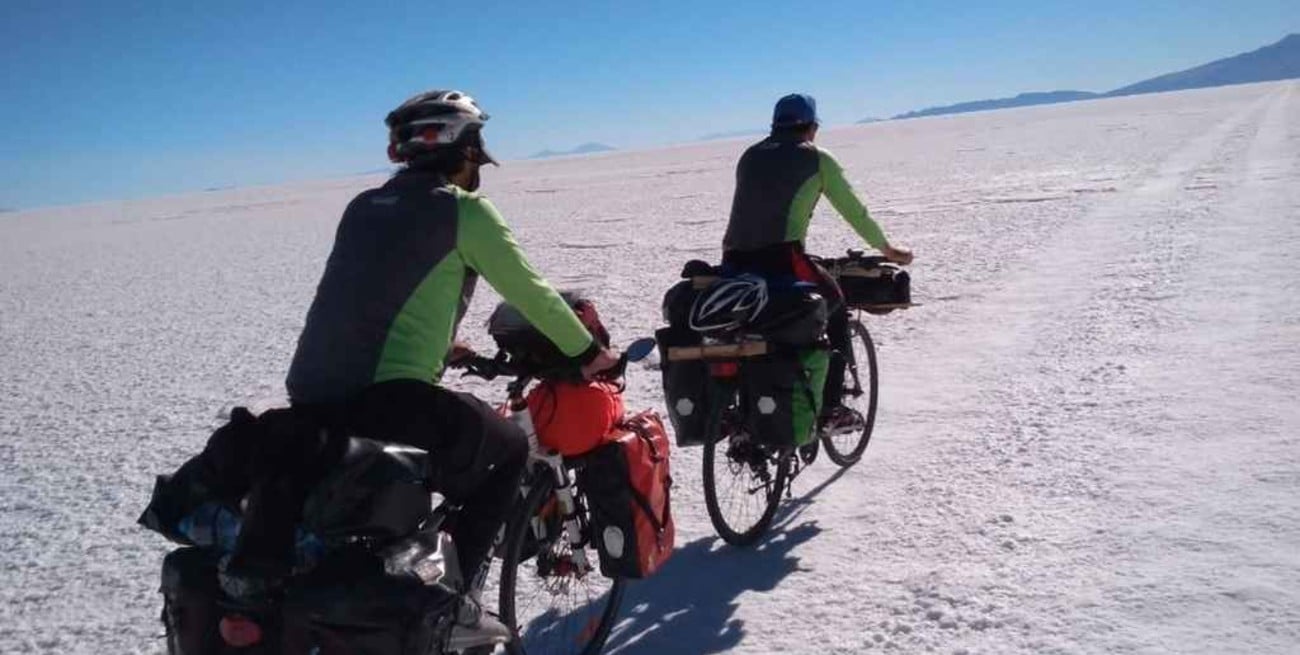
[722,93,912,431]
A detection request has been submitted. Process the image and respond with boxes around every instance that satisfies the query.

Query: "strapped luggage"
[660,279,699,329]
[526,380,625,456]
[281,534,459,655]
[579,411,674,579]
[159,529,461,654]
[739,348,829,448]
[747,284,827,346]
[299,437,432,544]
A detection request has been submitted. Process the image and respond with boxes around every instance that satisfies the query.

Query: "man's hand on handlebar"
[581,347,622,381]
[882,244,914,266]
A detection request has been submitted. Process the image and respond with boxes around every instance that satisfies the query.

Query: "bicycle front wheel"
[499,474,625,655]
[702,406,791,547]
[821,319,878,467]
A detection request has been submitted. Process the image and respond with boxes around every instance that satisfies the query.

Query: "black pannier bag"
[654,326,718,447]
[159,547,229,655]
[836,262,911,308]
[487,290,610,373]
[738,348,829,448]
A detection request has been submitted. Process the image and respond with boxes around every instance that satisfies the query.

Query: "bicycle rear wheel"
[498,474,625,655]
[702,403,791,547]
[820,319,878,467]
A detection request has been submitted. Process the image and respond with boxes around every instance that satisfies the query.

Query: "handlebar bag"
[835,261,910,308]
[578,411,675,579]
[487,291,610,372]
[526,380,625,456]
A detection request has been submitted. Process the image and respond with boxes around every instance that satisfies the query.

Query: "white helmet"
[385,89,496,164]
[689,275,770,334]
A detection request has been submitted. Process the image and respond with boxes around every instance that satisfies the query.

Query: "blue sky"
[1,0,1295,210]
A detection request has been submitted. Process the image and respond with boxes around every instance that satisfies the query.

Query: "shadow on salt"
[601,524,823,654]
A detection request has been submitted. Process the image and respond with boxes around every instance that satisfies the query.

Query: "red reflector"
[219,614,263,647]
[709,362,739,378]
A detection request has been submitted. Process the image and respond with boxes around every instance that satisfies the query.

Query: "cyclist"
[722,93,912,433]
[235,89,617,643]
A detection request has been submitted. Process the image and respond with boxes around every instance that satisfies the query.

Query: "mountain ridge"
[529,142,618,159]
[880,33,1299,121]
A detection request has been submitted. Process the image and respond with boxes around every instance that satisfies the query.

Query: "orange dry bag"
[526,381,625,456]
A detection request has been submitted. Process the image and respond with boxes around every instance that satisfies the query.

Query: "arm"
[457,195,599,363]
[817,149,888,250]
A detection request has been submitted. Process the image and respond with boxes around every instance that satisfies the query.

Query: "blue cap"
[772,93,818,128]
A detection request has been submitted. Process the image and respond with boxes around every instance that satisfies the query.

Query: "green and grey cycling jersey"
[723,134,887,252]
[286,170,596,404]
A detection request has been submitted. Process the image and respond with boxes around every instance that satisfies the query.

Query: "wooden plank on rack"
[666,341,769,361]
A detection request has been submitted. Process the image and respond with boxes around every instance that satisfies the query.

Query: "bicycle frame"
[500,376,595,576]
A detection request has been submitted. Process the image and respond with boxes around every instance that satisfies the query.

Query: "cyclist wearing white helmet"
[722,93,912,431]
[230,89,617,644]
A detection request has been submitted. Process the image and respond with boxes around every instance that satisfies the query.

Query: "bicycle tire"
[499,474,626,655]
[702,398,791,547]
[821,319,878,466]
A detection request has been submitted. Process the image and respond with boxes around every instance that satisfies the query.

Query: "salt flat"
[1,80,1297,654]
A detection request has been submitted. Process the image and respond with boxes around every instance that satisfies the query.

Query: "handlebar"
[811,249,896,269]
[449,337,655,386]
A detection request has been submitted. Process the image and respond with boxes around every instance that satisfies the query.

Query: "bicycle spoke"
[704,426,786,546]
[502,479,625,655]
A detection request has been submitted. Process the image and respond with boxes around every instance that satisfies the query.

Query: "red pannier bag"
[527,381,625,456]
[579,411,674,578]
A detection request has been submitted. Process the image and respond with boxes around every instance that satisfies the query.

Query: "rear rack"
[666,340,770,361]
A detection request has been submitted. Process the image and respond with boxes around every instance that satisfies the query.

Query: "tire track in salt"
[787,86,1284,654]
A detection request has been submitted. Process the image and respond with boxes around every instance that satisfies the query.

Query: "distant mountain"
[698,128,767,141]
[1107,33,1300,97]
[530,142,617,159]
[880,34,1300,122]
[856,117,886,124]
[892,91,1100,120]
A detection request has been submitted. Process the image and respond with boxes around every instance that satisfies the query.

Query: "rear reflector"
[709,362,739,378]
[219,614,263,647]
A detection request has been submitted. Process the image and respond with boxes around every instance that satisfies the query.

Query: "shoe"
[818,405,864,437]
[797,440,819,465]
[446,593,513,651]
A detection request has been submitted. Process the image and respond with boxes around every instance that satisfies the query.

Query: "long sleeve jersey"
[723,134,887,252]
[286,170,595,404]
